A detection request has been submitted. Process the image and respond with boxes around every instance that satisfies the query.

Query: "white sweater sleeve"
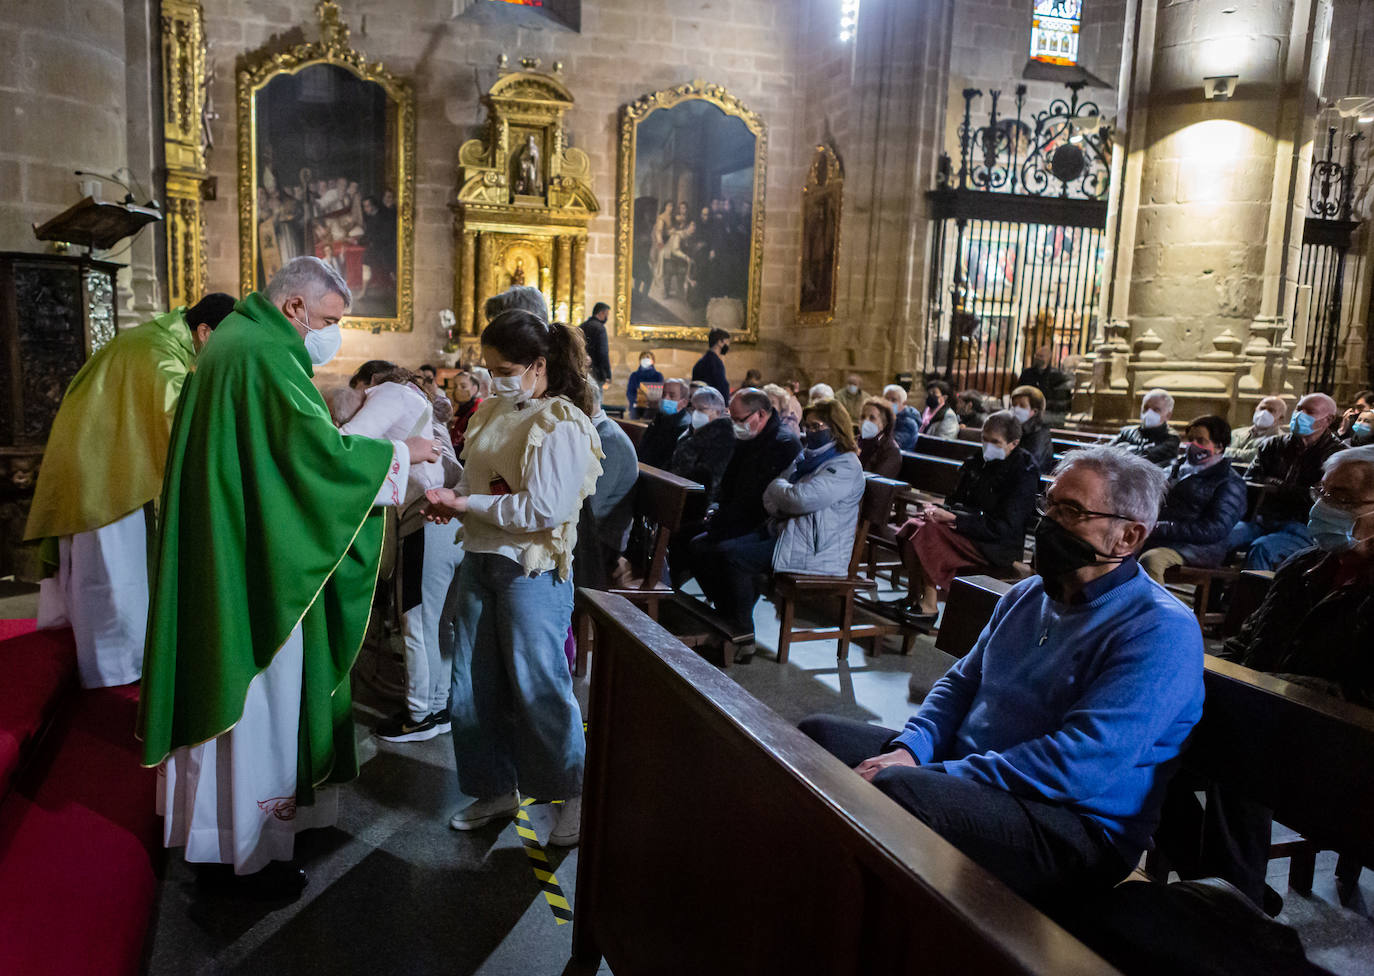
[463,422,592,531]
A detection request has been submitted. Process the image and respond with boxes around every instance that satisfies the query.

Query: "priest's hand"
[854,749,917,782]
[405,436,440,464]
[424,487,468,523]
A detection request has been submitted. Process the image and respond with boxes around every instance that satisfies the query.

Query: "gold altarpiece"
[451,66,599,340]
[160,0,210,309]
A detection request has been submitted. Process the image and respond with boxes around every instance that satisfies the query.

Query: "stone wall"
[0,0,161,322]
[198,0,812,399]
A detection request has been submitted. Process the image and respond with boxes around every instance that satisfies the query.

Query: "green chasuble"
[25,307,195,544]
[138,292,395,802]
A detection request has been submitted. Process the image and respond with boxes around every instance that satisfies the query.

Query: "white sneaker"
[547,795,582,847]
[448,791,520,830]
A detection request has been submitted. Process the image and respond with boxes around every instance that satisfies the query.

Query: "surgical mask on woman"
[982,443,1007,462]
[690,409,709,430]
[1353,421,1373,441]
[639,357,653,370]
[859,419,880,440]
[803,428,833,451]
[1253,408,1276,430]
[490,364,532,403]
[1011,405,1032,424]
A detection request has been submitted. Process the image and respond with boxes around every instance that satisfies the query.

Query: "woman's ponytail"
[545,322,593,415]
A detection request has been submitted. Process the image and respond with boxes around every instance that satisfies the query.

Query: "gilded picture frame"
[798,143,843,325]
[236,1,415,331]
[615,80,767,343]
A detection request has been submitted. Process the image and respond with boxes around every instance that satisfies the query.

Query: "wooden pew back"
[616,417,648,450]
[936,575,1012,659]
[570,590,1119,976]
[898,451,964,498]
[916,434,980,462]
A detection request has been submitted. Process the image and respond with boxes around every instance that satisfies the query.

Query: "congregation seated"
[882,382,920,450]
[1225,394,1287,466]
[1337,388,1373,443]
[574,383,638,590]
[888,410,1039,621]
[625,351,664,419]
[807,382,835,404]
[690,400,863,635]
[1159,445,1374,914]
[1010,383,1054,471]
[1138,415,1247,582]
[761,382,803,440]
[637,376,689,468]
[1227,392,1343,570]
[668,386,735,504]
[837,371,866,419]
[918,379,959,439]
[1016,345,1073,425]
[1106,388,1181,467]
[954,389,988,428]
[801,445,1202,909]
[856,396,901,477]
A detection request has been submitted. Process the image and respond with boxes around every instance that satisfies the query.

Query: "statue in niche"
[513,135,543,196]
[511,257,527,285]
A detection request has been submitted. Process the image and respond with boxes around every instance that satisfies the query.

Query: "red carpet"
[0,619,36,642]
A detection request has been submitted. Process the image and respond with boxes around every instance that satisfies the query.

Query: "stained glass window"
[1030,0,1082,66]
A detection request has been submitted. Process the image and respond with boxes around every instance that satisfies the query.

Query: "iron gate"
[924,83,1111,400]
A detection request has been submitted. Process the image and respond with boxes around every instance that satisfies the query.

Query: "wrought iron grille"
[1296,125,1365,393]
[923,82,1111,401]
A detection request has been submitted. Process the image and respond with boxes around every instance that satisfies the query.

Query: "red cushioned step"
[0,618,36,642]
[0,628,76,798]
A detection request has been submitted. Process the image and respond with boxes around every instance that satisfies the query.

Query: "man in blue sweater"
[801,446,1204,905]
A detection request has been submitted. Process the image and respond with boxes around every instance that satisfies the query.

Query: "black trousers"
[1154,771,1273,910]
[799,715,1132,907]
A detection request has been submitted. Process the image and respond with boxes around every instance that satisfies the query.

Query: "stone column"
[1087,0,1332,426]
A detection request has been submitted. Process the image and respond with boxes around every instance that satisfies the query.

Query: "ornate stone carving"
[452,65,599,333]
[160,0,210,309]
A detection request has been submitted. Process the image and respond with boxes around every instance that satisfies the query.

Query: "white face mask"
[690,409,709,430]
[490,364,532,402]
[297,309,342,366]
[1011,405,1032,424]
[846,384,860,395]
[640,358,653,370]
[732,419,756,441]
[1141,408,1163,429]
[1253,408,1276,430]
[859,419,880,440]
[982,443,1007,462]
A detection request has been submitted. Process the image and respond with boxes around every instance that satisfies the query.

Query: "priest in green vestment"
[139,256,440,891]
[25,293,236,688]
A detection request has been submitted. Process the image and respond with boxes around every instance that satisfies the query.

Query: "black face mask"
[1033,516,1123,583]
[926,393,940,409]
[720,343,730,355]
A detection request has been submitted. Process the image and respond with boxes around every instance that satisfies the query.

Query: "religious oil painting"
[798,144,843,324]
[616,81,767,342]
[237,3,415,330]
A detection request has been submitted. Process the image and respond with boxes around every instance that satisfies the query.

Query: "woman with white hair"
[882,383,920,450]
[1105,388,1181,468]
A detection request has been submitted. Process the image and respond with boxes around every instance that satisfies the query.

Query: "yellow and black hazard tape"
[514,797,573,924]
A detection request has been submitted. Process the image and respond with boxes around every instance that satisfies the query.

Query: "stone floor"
[2,574,1371,974]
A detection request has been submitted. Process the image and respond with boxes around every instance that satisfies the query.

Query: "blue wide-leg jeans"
[449,551,584,801]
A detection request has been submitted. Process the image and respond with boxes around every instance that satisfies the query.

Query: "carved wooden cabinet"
[0,251,121,578]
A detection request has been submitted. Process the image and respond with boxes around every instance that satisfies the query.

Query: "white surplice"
[36,507,149,688]
[156,441,408,873]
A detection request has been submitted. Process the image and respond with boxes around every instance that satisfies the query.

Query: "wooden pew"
[568,590,1121,976]
[935,575,1012,658]
[615,417,648,450]
[916,433,980,462]
[574,463,703,675]
[898,451,964,499]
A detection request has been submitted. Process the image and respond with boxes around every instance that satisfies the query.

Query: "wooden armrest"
[1164,565,1241,584]
[665,592,755,644]
[774,573,877,594]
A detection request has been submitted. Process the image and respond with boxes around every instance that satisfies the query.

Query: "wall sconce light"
[1203,75,1239,101]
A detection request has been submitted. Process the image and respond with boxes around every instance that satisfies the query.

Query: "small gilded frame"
[236,1,415,331]
[615,80,767,343]
[798,143,843,325]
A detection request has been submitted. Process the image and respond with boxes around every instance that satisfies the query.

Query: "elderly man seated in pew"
[887,410,1040,623]
[1159,444,1374,915]
[637,377,691,468]
[803,447,1204,906]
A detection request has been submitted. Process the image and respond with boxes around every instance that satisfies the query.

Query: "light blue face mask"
[1307,498,1372,553]
[660,399,680,416]
[1354,422,1372,440]
[1291,411,1318,436]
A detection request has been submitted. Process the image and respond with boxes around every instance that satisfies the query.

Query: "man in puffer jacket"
[1139,415,1247,581]
[691,399,861,635]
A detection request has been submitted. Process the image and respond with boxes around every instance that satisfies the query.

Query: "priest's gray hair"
[267,256,351,307]
[483,285,549,324]
[1052,446,1169,532]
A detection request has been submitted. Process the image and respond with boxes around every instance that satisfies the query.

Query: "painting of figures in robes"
[616,82,767,342]
[237,4,415,331]
[798,144,843,324]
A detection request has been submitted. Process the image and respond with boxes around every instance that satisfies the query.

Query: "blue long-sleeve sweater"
[894,563,1204,860]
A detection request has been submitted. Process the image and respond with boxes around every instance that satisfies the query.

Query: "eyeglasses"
[1310,486,1374,511]
[801,422,830,433]
[1036,494,1133,524]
